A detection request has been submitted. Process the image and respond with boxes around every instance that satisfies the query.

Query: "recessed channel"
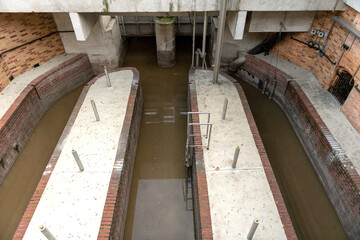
[235,77,347,239]
[0,85,84,240]
[123,37,195,239]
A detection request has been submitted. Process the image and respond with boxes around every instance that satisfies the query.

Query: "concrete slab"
[0,53,77,119]
[256,53,360,175]
[194,69,286,239]
[22,70,133,239]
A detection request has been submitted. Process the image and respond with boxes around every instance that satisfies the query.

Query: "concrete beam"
[69,13,97,41]
[227,11,247,40]
[0,0,346,13]
[249,11,317,32]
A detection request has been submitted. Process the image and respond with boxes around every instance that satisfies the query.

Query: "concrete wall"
[53,13,125,74]
[0,13,65,91]
[0,0,346,12]
[239,55,360,238]
[0,54,92,184]
[271,7,360,133]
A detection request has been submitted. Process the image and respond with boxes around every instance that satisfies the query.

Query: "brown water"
[0,86,83,240]
[123,37,195,239]
[237,79,347,239]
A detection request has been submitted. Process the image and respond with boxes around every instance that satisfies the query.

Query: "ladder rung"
[189,145,208,147]
[189,134,207,137]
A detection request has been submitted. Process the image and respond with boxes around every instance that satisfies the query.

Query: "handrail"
[0,30,74,58]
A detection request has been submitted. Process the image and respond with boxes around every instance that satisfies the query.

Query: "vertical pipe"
[247,219,260,240]
[191,12,196,68]
[202,11,208,69]
[232,145,240,168]
[196,49,200,67]
[121,16,126,36]
[104,66,111,87]
[262,78,269,95]
[39,225,56,240]
[206,113,210,138]
[350,64,360,85]
[72,149,84,171]
[91,99,100,121]
[221,97,228,120]
[207,124,212,149]
[269,78,277,100]
[212,0,227,84]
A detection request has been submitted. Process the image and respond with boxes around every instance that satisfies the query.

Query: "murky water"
[123,37,195,240]
[237,79,347,239]
[0,86,83,240]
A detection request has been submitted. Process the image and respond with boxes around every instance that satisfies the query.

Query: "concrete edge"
[12,67,141,239]
[188,69,214,240]
[219,71,298,239]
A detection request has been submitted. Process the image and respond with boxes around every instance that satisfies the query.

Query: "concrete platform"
[21,70,134,239]
[193,70,286,239]
[0,53,77,119]
[255,53,360,175]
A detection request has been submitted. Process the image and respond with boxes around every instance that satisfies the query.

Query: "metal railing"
[185,112,212,167]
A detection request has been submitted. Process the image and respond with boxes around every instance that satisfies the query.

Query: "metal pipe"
[350,64,360,85]
[221,97,228,120]
[104,66,111,87]
[40,225,56,240]
[202,11,208,69]
[91,99,100,122]
[262,77,269,95]
[212,0,227,84]
[232,145,240,168]
[269,78,277,100]
[191,12,196,68]
[121,16,126,36]
[206,113,210,138]
[195,48,202,67]
[72,149,84,171]
[247,219,260,240]
[207,124,213,150]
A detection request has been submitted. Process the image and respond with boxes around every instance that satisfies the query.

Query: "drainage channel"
[123,37,195,239]
[0,85,84,240]
[236,78,347,239]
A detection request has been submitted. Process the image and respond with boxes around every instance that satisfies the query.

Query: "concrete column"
[155,17,176,68]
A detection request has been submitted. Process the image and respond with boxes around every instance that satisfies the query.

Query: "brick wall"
[240,55,360,238]
[271,7,360,133]
[0,13,65,91]
[0,54,92,184]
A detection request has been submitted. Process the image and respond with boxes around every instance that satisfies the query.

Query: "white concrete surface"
[344,0,360,12]
[194,69,286,239]
[0,53,77,120]
[256,53,360,174]
[227,11,247,40]
[0,0,346,13]
[23,70,133,239]
[249,11,316,32]
[69,13,97,41]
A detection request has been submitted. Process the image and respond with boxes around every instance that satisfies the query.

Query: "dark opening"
[328,70,354,104]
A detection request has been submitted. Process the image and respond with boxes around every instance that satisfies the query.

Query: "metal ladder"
[185,112,212,167]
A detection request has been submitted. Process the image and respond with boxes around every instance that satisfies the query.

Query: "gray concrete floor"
[256,53,360,175]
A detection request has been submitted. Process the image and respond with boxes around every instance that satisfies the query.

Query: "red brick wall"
[0,13,65,91]
[271,6,360,133]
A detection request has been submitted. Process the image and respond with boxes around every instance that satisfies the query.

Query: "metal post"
[269,78,277,100]
[206,113,210,138]
[247,219,260,240]
[72,149,84,171]
[201,11,208,69]
[221,97,228,120]
[104,66,111,87]
[212,0,227,84]
[39,225,56,240]
[91,99,100,121]
[121,16,126,36]
[232,145,240,168]
[191,12,196,68]
[262,77,269,95]
[207,124,213,150]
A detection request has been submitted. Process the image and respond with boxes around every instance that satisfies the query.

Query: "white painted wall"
[249,11,317,32]
[0,0,346,12]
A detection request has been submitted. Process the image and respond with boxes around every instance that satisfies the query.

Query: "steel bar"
[72,149,84,171]
[104,66,111,87]
[191,11,196,68]
[247,219,260,240]
[202,11,208,69]
[232,145,240,168]
[91,99,100,121]
[221,97,228,120]
[40,225,56,240]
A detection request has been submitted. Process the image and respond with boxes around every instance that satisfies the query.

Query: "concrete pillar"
[155,17,176,68]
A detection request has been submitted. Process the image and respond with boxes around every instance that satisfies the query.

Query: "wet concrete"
[236,78,347,239]
[123,37,195,239]
[0,85,83,240]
